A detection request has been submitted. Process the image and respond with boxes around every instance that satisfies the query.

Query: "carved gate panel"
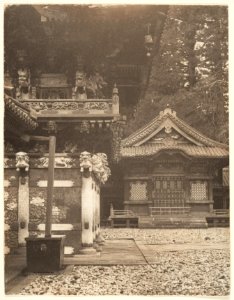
[153,176,185,207]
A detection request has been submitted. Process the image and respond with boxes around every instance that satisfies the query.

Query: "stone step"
[138,216,208,229]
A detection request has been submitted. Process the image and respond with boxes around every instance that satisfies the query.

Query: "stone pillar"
[79,151,111,254]
[95,185,105,244]
[79,152,96,254]
[112,84,119,115]
[80,175,96,253]
[96,185,100,237]
[93,180,97,241]
[18,174,29,246]
[16,152,30,246]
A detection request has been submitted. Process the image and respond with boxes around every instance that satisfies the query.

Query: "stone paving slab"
[64,239,147,265]
[5,238,230,290]
[5,256,26,284]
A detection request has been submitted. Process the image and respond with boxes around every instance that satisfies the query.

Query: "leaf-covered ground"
[20,228,230,296]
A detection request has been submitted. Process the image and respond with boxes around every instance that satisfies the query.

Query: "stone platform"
[138,216,208,228]
[65,239,146,265]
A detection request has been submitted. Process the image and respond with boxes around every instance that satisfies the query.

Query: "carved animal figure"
[17,68,31,99]
[92,152,111,184]
[16,152,29,172]
[73,70,107,100]
[80,151,92,172]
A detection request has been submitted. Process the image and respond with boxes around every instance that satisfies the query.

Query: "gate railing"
[149,206,191,216]
[110,209,136,218]
[213,209,229,215]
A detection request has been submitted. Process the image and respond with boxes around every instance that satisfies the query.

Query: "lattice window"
[190,181,207,201]
[155,180,160,189]
[129,181,147,201]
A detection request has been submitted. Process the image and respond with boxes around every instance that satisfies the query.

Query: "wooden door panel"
[153,176,185,207]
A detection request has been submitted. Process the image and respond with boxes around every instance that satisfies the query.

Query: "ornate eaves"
[4,94,38,130]
[121,106,228,149]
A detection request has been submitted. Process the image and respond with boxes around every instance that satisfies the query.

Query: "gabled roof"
[121,106,228,159]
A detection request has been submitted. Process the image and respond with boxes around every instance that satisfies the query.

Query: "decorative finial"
[144,23,154,57]
[160,104,176,117]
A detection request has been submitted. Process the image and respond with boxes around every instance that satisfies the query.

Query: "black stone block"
[25,236,65,273]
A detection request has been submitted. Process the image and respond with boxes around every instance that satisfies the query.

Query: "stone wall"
[4,167,19,254]
[4,154,82,255]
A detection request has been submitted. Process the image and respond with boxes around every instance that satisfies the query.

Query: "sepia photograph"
[2,1,230,297]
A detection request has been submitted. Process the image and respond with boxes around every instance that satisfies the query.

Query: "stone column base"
[95,234,105,245]
[78,247,97,255]
[93,242,102,252]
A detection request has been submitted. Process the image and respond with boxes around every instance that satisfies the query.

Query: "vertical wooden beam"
[45,135,56,238]
[208,178,214,213]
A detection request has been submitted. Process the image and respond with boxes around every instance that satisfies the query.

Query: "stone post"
[96,185,100,237]
[95,185,105,244]
[93,180,97,241]
[79,152,96,254]
[79,151,111,254]
[92,153,110,244]
[80,175,96,253]
[16,152,29,246]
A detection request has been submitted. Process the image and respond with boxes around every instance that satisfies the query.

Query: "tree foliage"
[4,5,47,77]
[127,5,228,143]
[4,5,164,78]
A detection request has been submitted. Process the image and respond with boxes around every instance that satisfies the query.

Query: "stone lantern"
[144,23,154,57]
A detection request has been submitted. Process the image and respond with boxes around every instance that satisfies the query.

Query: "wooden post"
[208,178,214,213]
[45,135,56,238]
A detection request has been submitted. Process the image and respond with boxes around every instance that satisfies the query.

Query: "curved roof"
[4,94,38,130]
[121,145,228,158]
[121,106,228,159]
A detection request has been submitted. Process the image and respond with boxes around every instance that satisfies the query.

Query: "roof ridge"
[172,115,228,149]
[122,113,165,146]
[122,106,228,149]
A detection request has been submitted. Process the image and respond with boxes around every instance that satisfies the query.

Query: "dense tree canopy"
[4,5,47,78]
[4,5,166,79]
[4,5,228,143]
[126,5,228,143]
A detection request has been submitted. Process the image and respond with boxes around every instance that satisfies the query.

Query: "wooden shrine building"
[119,106,229,228]
[4,5,229,257]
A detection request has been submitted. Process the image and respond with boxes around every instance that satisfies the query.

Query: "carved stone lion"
[72,71,88,100]
[18,68,29,87]
[16,152,29,172]
[92,153,111,184]
[17,68,30,99]
[73,70,107,100]
[80,151,92,172]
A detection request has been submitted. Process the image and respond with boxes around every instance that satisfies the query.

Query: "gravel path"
[19,228,230,296]
[101,227,230,244]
